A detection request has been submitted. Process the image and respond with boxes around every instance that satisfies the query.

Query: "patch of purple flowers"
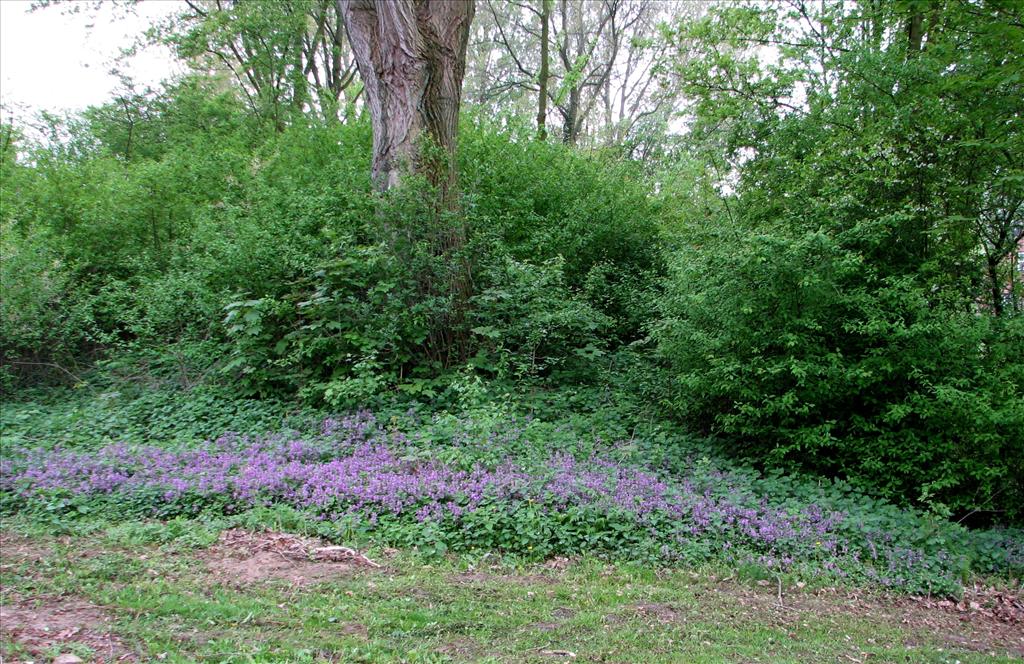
[2,412,1020,593]
[3,414,836,548]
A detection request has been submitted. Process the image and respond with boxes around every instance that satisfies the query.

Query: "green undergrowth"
[3,369,1022,599]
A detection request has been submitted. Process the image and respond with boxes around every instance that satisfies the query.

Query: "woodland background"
[2,0,1023,563]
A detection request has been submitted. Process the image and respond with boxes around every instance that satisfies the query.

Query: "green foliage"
[220,238,432,402]
[1,348,319,450]
[4,375,1020,596]
[658,231,1024,503]
[655,0,1024,520]
[459,119,664,339]
[0,226,85,387]
[2,83,660,405]
[469,256,613,379]
[374,503,657,563]
[1,79,258,387]
[4,0,1024,595]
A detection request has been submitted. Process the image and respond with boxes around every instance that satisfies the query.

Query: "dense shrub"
[656,228,1024,521]
[469,256,613,379]
[1,81,258,386]
[0,227,84,385]
[459,118,664,339]
[1,91,663,400]
[651,0,1024,524]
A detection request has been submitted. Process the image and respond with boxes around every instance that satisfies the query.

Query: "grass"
[2,515,1019,663]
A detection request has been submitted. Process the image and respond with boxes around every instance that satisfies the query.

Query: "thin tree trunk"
[537,0,550,140]
[563,86,580,144]
[988,255,1004,317]
[907,8,924,55]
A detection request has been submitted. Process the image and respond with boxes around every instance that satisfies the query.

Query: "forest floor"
[2,522,1022,664]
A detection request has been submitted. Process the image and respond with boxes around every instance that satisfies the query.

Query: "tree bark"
[906,7,924,55]
[340,0,475,197]
[537,0,550,140]
[988,255,1004,317]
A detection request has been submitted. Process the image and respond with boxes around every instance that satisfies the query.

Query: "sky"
[0,0,184,121]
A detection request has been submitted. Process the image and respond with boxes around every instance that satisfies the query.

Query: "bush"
[220,238,434,402]
[2,96,663,400]
[469,256,613,379]
[460,120,664,340]
[0,226,94,387]
[655,228,1024,521]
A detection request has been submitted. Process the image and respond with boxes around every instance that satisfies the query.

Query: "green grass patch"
[2,516,1020,663]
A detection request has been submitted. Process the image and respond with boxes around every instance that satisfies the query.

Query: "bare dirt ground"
[623,579,1024,658]
[0,594,135,663]
[196,528,371,586]
[1,534,134,662]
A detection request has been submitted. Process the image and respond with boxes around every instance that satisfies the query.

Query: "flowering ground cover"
[4,411,1021,597]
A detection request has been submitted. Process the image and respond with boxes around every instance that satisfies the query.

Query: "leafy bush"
[656,228,1024,521]
[220,239,433,402]
[0,226,86,387]
[460,120,664,340]
[2,92,663,401]
[651,0,1024,525]
[469,256,613,379]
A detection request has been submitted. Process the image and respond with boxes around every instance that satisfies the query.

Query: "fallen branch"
[312,545,382,568]
[540,650,577,659]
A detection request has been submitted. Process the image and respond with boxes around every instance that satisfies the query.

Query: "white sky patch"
[0,0,184,121]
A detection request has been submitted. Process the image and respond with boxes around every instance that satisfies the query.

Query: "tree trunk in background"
[562,86,580,144]
[988,255,1005,317]
[906,8,924,55]
[340,0,475,198]
[537,0,550,141]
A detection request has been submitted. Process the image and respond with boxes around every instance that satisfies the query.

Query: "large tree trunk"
[340,0,474,197]
[341,0,475,365]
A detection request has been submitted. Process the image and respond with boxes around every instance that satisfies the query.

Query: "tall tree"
[167,0,359,126]
[340,0,475,197]
[537,0,551,140]
[466,0,686,149]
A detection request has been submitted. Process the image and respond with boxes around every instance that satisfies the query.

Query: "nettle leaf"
[471,326,501,339]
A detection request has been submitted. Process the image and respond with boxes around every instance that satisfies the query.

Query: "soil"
[758,583,1024,657]
[434,636,490,661]
[197,528,378,587]
[0,593,136,663]
[0,534,134,661]
[0,534,54,564]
